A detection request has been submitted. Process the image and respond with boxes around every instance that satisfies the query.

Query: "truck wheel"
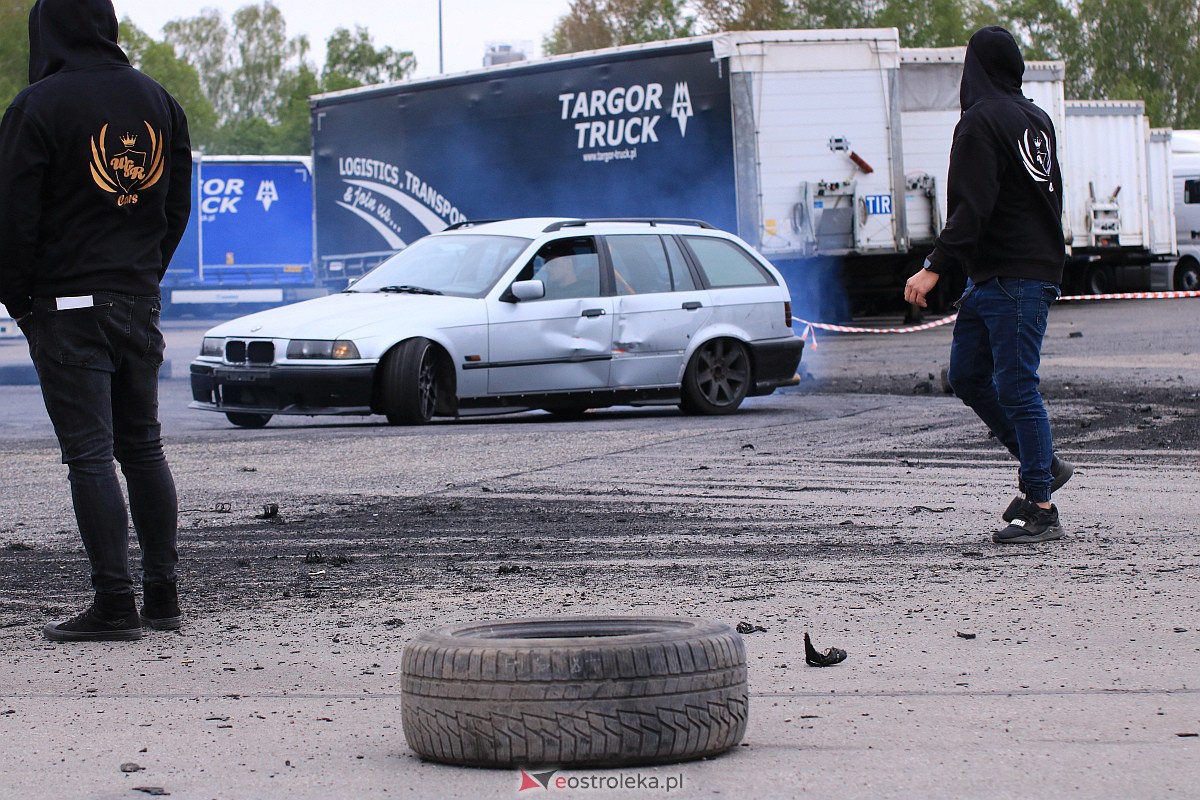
[225,412,271,428]
[680,338,751,415]
[401,616,748,767]
[1086,265,1111,295]
[379,338,443,425]
[1175,258,1200,292]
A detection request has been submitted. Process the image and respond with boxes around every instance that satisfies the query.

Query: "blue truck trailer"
[163,155,321,315]
[309,31,910,320]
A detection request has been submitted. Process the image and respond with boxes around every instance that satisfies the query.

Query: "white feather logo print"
[1019,129,1054,192]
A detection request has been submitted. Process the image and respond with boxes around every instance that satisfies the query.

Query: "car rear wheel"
[680,338,751,415]
[380,337,443,425]
[225,412,271,428]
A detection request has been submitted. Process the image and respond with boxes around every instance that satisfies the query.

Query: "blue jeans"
[946,277,1060,503]
[22,292,178,595]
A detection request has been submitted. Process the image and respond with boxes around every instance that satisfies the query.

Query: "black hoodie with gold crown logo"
[0,0,191,320]
[924,26,1066,284]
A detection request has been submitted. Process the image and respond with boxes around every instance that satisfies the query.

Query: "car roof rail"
[542,218,715,233]
[443,219,507,230]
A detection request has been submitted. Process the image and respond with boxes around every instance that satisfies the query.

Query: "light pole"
[438,0,444,73]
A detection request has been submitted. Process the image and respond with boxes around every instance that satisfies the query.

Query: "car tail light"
[784,301,794,329]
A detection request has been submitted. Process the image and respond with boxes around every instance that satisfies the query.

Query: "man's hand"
[904,269,940,309]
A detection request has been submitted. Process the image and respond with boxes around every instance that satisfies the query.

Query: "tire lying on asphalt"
[401,616,748,767]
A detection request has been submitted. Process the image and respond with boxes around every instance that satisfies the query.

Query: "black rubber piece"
[400,616,748,767]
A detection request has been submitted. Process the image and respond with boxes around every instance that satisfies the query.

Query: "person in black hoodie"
[904,26,1072,544]
[0,0,191,639]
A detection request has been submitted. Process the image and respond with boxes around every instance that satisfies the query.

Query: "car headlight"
[286,339,361,359]
[200,337,224,357]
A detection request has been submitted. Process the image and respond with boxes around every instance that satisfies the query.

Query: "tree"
[162,1,305,127]
[0,0,30,105]
[322,25,416,93]
[1074,0,1200,128]
[545,0,696,56]
[692,0,795,31]
[161,8,231,120]
[228,2,305,122]
[118,19,218,146]
[871,0,992,48]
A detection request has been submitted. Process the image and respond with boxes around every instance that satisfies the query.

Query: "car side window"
[607,235,673,295]
[682,236,777,288]
[662,236,697,291]
[518,237,601,300]
[606,235,699,294]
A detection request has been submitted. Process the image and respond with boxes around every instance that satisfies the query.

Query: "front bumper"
[189,361,376,415]
[748,336,804,396]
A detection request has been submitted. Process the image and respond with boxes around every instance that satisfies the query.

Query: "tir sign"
[863,194,893,215]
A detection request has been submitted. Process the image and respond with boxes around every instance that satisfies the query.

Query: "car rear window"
[683,236,777,288]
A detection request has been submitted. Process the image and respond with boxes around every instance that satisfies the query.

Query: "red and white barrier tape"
[793,289,1198,348]
[793,314,958,349]
[1059,290,1200,301]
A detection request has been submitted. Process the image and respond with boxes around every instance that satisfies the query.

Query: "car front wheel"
[225,412,272,428]
[680,338,751,415]
[380,338,443,425]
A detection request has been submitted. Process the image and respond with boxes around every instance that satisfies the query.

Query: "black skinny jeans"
[23,292,178,595]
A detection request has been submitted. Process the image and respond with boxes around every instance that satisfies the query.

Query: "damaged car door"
[487,236,614,394]
[606,233,712,387]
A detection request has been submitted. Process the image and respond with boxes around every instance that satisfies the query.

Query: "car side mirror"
[507,279,546,302]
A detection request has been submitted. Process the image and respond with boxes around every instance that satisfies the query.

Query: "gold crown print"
[120,131,137,147]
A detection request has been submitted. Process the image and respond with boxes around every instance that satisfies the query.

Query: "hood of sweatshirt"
[28,0,129,85]
[960,25,1024,112]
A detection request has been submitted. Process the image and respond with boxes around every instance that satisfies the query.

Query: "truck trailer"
[1060,101,1178,293]
[310,30,910,321]
[163,154,320,315]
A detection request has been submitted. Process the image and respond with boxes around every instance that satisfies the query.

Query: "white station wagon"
[189,218,804,427]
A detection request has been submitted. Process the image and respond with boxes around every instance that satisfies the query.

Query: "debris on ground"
[804,632,847,667]
[736,621,767,634]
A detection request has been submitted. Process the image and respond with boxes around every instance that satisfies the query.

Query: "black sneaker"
[1017,456,1075,496]
[44,593,142,642]
[1007,457,1076,521]
[994,502,1064,544]
[140,581,182,631]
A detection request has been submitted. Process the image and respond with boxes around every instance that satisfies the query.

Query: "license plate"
[216,369,269,383]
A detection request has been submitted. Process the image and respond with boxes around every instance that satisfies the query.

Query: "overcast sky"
[113,0,574,79]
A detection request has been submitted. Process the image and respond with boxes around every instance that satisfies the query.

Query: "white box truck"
[1170,132,1200,292]
[1061,100,1177,293]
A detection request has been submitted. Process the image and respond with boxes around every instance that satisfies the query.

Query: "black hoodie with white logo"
[925,26,1065,283]
[0,0,191,320]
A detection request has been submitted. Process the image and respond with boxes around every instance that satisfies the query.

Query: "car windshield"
[347,234,531,297]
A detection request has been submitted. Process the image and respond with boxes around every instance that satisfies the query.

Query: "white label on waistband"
[56,295,94,310]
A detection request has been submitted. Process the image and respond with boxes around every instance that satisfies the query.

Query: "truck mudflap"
[190,362,376,414]
[748,337,804,396]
